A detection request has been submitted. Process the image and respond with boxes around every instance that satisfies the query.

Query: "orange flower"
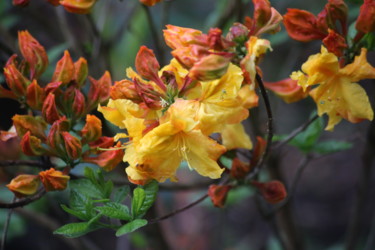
[81,114,102,142]
[26,80,45,110]
[7,174,40,198]
[12,114,47,139]
[52,50,74,85]
[264,78,309,103]
[61,132,82,159]
[83,143,124,171]
[39,168,70,191]
[20,131,48,156]
[42,93,61,124]
[73,57,88,87]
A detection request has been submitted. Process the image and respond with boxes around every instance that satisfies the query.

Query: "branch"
[273,114,319,150]
[0,188,46,209]
[246,73,274,180]
[148,194,208,225]
[0,160,50,168]
[1,198,15,250]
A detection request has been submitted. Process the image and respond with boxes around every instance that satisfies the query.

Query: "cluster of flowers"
[2,31,124,197]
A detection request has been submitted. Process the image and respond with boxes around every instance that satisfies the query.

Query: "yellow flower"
[291,46,375,130]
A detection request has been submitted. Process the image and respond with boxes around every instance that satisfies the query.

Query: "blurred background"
[0,0,375,249]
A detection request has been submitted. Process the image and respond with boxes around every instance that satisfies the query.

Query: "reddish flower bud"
[72,89,86,118]
[12,114,47,139]
[87,71,112,108]
[47,117,69,151]
[7,174,40,198]
[322,29,347,58]
[208,184,232,208]
[88,136,114,151]
[139,0,162,6]
[252,180,287,204]
[264,78,309,103]
[61,132,82,159]
[226,23,250,42]
[135,46,161,84]
[253,0,272,27]
[110,80,142,102]
[42,93,61,124]
[283,9,327,42]
[52,50,74,85]
[39,168,70,191]
[21,131,48,156]
[26,80,45,110]
[189,53,232,81]
[81,114,102,142]
[13,0,29,6]
[230,158,250,179]
[83,143,124,171]
[45,81,63,95]
[0,86,17,99]
[60,0,97,14]
[18,31,48,79]
[323,0,348,33]
[73,57,88,87]
[133,78,163,110]
[3,63,30,97]
[208,28,234,51]
[356,0,375,33]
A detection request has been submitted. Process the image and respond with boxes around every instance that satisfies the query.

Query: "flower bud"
[0,86,17,99]
[73,57,88,87]
[189,53,232,81]
[72,89,86,118]
[110,80,142,102]
[12,115,47,139]
[45,81,63,95]
[208,28,234,51]
[52,50,74,85]
[18,30,48,78]
[253,0,272,27]
[87,71,112,108]
[323,0,348,33]
[42,93,61,124]
[139,0,162,6]
[61,132,82,159]
[60,0,97,14]
[208,184,232,208]
[81,115,102,142]
[135,46,161,84]
[252,180,287,204]
[83,143,124,171]
[13,0,29,6]
[7,174,40,198]
[3,63,30,97]
[230,158,250,179]
[39,168,70,191]
[47,117,69,152]
[88,136,114,152]
[264,78,309,103]
[322,29,347,58]
[26,80,45,110]
[226,23,250,42]
[356,0,375,33]
[20,131,48,156]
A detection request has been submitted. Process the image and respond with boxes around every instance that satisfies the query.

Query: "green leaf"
[70,179,104,199]
[69,190,94,219]
[115,219,148,237]
[113,186,130,203]
[131,187,145,219]
[61,204,89,221]
[104,181,114,198]
[312,141,352,155]
[95,202,132,221]
[53,222,101,238]
[137,181,159,218]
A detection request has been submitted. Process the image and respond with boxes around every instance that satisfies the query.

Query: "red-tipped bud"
[72,89,86,118]
[139,0,162,6]
[135,46,162,85]
[12,115,47,139]
[26,80,45,110]
[208,28,234,51]
[18,31,48,79]
[230,158,250,179]
[39,168,70,191]
[356,0,375,34]
[110,80,142,102]
[208,184,232,208]
[189,53,232,81]
[42,93,61,124]
[81,114,102,142]
[52,50,75,85]
[12,0,29,6]
[264,78,309,103]
[73,57,88,87]
[88,136,114,151]
[7,174,40,198]
[61,132,82,159]
[252,180,287,204]
[3,63,30,97]
[60,0,97,14]
[20,131,48,156]
[253,0,272,27]
[283,9,327,42]
[87,71,112,108]
[226,23,250,42]
[83,143,124,171]
[45,81,63,95]
[47,117,69,151]
[322,29,347,58]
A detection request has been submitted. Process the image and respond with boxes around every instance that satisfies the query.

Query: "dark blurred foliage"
[1,0,375,249]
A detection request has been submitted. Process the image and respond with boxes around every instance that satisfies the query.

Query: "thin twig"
[246,73,274,180]
[1,198,15,250]
[273,114,319,150]
[0,160,51,168]
[148,194,208,225]
[142,4,165,65]
[0,188,46,209]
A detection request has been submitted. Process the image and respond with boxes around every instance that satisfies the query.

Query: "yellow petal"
[341,48,375,82]
[98,100,126,128]
[221,123,253,150]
